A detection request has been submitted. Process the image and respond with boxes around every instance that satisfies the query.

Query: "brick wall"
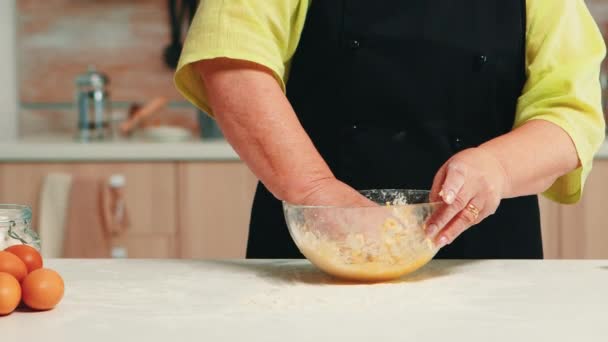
[17,0,608,136]
[17,0,194,137]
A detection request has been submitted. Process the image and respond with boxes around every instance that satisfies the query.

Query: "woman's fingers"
[435,198,484,247]
[426,189,472,237]
[429,164,447,202]
[439,163,466,204]
[426,148,506,248]
[426,163,470,237]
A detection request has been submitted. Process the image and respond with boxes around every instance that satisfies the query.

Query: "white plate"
[141,126,193,142]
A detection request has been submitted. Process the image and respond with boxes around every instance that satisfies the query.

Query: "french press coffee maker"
[75,66,111,141]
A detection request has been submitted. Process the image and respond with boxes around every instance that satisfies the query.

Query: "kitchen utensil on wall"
[120,96,169,136]
[164,0,199,69]
[75,66,111,141]
[121,96,198,141]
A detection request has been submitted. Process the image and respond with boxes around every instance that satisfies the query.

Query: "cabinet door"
[539,196,561,259]
[0,162,177,258]
[539,160,608,259]
[559,161,608,258]
[177,162,257,258]
[112,234,176,259]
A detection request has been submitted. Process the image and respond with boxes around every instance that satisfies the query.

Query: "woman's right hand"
[289,178,395,240]
[295,178,375,208]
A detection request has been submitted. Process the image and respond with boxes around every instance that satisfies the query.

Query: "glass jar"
[0,204,41,250]
[75,66,111,142]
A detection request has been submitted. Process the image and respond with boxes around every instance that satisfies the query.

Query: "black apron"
[247,0,543,259]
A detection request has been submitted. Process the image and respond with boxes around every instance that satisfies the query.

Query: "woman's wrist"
[282,176,374,207]
[280,175,336,205]
[476,120,579,199]
[476,145,513,199]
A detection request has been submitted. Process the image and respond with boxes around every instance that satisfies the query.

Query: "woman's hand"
[295,178,375,208]
[291,178,395,240]
[427,147,511,248]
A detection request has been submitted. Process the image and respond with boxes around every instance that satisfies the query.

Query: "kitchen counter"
[1,135,608,162]
[0,135,240,161]
[2,259,607,341]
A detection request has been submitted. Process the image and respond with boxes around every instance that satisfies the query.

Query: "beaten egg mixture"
[292,205,438,282]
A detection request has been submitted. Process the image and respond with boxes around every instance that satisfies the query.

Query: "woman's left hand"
[427,147,511,248]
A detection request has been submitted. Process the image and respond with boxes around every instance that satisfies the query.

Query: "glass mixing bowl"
[283,190,440,282]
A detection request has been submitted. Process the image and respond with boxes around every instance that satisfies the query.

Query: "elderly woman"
[175,0,606,259]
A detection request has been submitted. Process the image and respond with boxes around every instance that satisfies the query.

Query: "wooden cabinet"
[0,161,257,259]
[177,162,258,258]
[0,162,178,258]
[538,195,561,259]
[539,160,608,259]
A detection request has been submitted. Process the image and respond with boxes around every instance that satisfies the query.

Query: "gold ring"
[465,203,480,221]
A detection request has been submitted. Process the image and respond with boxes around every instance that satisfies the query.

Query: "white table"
[2,259,607,342]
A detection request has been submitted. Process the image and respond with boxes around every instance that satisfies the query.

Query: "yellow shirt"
[175,0,606,204]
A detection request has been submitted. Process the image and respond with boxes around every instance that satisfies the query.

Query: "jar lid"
[76,65,109,88]
[0,204,32,226]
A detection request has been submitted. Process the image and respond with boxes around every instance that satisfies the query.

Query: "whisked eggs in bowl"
[283,189,440,282]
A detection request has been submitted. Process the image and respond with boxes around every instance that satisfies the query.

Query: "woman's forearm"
[197,58,577,205]
[479,119,580,199]
[195,58,334,203]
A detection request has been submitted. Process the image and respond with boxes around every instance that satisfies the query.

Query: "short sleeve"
[174,0,309,115]
[516,0,606,204]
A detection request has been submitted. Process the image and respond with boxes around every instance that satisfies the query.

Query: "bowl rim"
[282,189,442,209]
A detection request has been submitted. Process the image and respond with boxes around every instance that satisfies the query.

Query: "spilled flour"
[235,260,447,314]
